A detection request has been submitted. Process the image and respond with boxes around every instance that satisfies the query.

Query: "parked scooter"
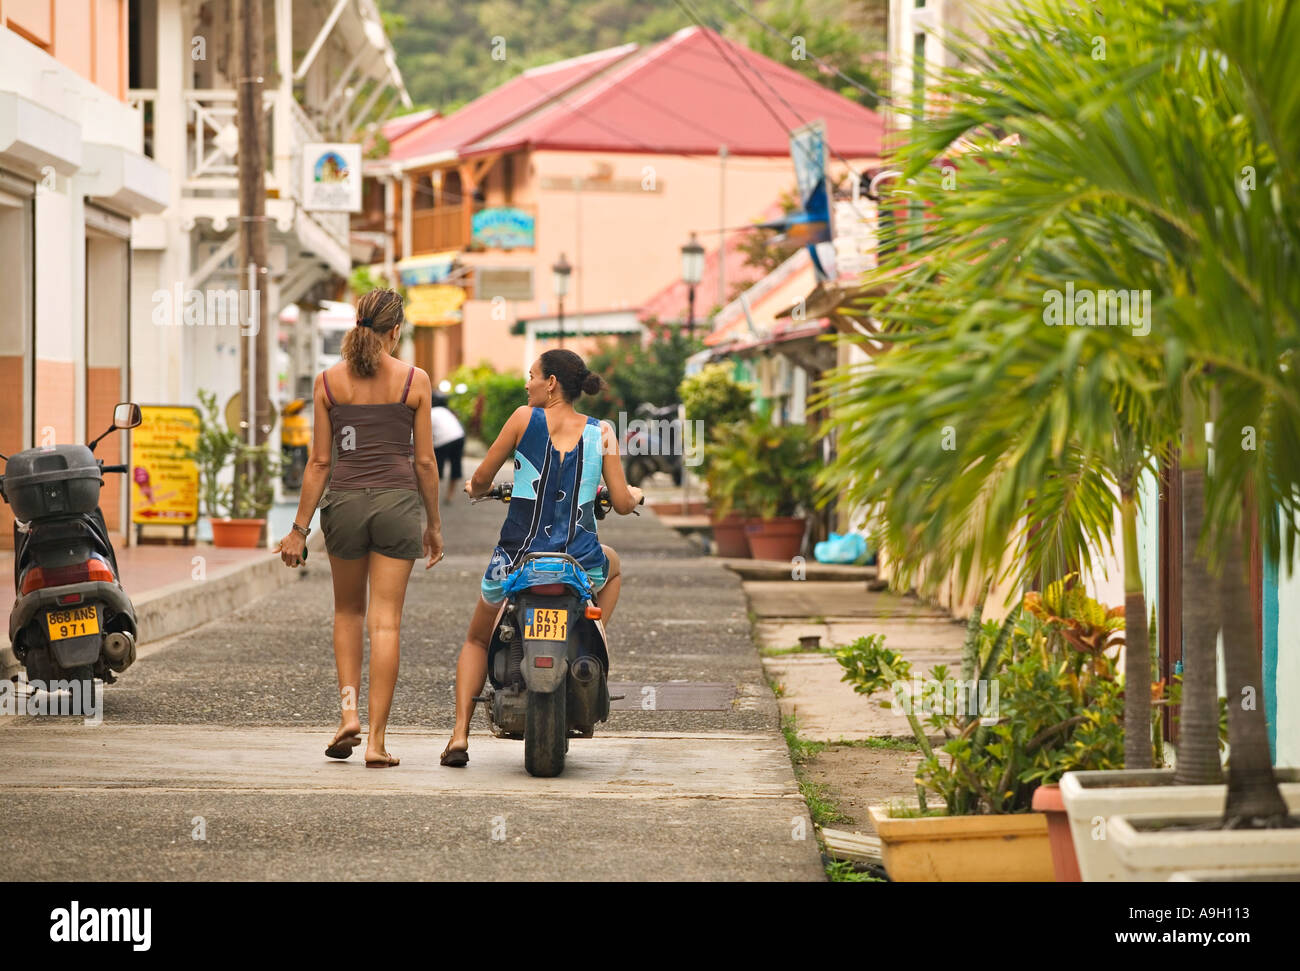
[0,403,143,713]
[280,397,310,491]
[622,402,684,487]
[470,482,641,776]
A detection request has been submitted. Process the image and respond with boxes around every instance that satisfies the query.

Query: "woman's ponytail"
[342,288,404,378]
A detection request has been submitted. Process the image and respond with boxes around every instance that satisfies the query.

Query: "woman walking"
[276,288,444,768]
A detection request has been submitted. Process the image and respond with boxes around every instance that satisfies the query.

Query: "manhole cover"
[607,682,735,711]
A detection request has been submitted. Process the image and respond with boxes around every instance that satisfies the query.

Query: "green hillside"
[379,0,886,115]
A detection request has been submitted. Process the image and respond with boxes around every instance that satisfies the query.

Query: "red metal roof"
[465,26,883,158]
[387,44,640,163]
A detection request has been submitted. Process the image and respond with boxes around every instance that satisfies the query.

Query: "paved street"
[0,495,823,881]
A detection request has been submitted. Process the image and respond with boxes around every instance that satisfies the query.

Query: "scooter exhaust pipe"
[103,631,136,672]
[568,655,604,728]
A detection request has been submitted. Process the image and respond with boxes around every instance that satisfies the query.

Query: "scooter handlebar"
[100,464,129,474]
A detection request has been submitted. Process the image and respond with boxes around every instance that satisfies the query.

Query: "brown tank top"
[322,365,418,490]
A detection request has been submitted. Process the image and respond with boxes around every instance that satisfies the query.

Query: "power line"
[672,0,867,183]
[718,0,892,106]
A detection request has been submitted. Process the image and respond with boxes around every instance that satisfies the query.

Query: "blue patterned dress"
[481,407,608,603]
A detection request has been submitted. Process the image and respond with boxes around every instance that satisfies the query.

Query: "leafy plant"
[184,389,238,520]
[678,363,753,473]
[704,416,819,519]
[838,584,1134,815]
[444,361,525,445]
[230,443,280,520]
[583,330,701,422]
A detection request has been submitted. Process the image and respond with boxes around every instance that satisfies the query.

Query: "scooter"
[470,482,641,776]
[622,402,684,487]
[0,403,143,714]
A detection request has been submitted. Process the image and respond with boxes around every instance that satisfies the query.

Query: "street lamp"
[680,232,705,339]
[552,252,572,348]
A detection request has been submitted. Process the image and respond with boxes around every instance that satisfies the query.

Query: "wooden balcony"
[412,205,470,253]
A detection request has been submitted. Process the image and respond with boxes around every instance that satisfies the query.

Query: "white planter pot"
[1110,812,1300,881]
[1169,867,1300,881]
[1060,768,1300,882]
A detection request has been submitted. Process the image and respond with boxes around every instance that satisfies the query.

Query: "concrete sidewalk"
[744,577,966,742]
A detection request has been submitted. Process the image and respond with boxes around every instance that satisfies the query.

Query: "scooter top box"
[2,445,104,521]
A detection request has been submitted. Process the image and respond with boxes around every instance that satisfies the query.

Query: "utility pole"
[235,0,269,522]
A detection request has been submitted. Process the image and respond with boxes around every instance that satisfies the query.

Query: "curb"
[1,531,325,679]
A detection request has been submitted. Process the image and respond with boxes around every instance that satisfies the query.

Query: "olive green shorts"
[320,487,424,560]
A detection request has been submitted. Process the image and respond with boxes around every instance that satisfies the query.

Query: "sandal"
[325,730,362,760]
[365,751,400,768]
[440,741,469,767]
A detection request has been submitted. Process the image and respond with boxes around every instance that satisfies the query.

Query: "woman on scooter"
[275,288,445,769]
[440,349,643,767]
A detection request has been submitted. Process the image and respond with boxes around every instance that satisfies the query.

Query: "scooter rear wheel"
[524,688,566,777]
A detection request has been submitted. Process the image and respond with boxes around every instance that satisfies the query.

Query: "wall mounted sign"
[302,143,362,212]
[471,207,535,249]
[406,284,466,327]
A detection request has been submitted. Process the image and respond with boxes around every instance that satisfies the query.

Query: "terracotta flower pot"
[744,516,806,561]
[1032,783,1081,882]
[210,517,265,548]
[710,513,752,558]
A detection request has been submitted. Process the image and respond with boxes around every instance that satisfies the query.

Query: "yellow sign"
[406,284,465,327]
[131,405,201,526]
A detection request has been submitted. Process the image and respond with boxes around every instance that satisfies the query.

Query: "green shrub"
[444,362,525,444]
[705,416,819,519]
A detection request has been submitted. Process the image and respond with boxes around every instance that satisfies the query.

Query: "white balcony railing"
[128,88,349,252]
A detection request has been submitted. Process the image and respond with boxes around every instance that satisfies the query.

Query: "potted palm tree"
[707,417,818,561]
[186,389,279,548]
[818,0,1300,879]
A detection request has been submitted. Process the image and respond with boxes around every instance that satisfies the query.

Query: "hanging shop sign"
[406,284,466,327]
[471,207,535,250]
[302,143,362,212]
[130,405,200,526]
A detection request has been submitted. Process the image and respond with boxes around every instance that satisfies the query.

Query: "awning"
[397,250,460,287]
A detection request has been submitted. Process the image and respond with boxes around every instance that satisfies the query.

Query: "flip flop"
[325,731,362,760]
[365,751,400,768]
[440,742,469,767]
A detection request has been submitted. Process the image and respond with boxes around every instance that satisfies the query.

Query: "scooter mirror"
[114,403,143,430]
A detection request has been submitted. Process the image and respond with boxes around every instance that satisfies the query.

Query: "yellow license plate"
[46,606,99,640]
[524,608,567,641]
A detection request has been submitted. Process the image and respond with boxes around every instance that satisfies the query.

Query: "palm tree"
[819,0,1300,823]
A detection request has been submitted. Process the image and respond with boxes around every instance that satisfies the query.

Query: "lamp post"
[680,232,705,339]
[552,252,572,348]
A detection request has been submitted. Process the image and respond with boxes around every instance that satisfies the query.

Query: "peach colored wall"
[457,149,876,375]
[0,355,22,548]
[86,365,124,533]
[2,0,127,99]
[34,359,75,446]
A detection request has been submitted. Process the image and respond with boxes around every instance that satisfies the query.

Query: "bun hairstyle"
[540,348,605,402]
[342,288,404,377]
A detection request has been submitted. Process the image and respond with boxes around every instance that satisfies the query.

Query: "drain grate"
[607,681,736,711]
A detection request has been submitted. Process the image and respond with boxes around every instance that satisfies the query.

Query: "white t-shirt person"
[431,403,465,448]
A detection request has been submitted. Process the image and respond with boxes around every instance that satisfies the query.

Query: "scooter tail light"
[19,558,115,595]
[534,656,554,668]
[56,592,83,605]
